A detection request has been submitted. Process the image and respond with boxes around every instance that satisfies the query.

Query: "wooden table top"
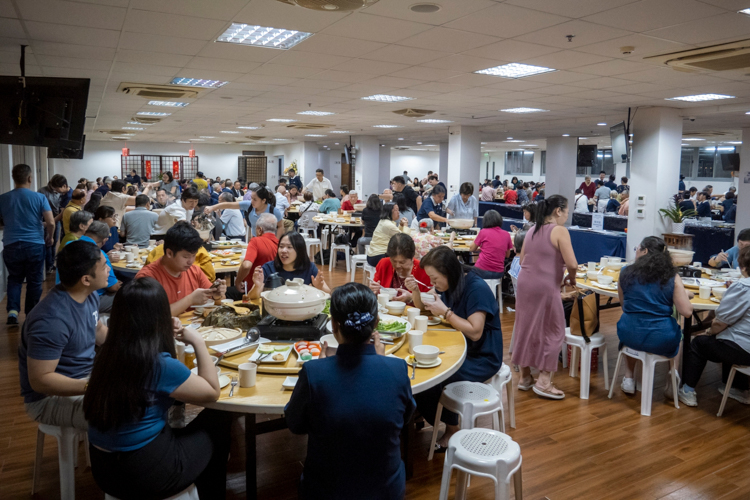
[312,216,364,227]
[575,276,721,311]
[111,248,243,274]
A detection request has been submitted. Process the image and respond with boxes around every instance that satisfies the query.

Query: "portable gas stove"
[255,314,327,341]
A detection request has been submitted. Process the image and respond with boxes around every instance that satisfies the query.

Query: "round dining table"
[180,302,467,499]
[312,215,364,249]
[111,247,242,281]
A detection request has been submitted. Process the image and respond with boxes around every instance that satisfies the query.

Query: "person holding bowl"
[369,233,432,305]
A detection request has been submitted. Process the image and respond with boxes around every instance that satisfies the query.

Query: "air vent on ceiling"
[277,0,379,11]
[286,123,328,130]
[117,82,204,99]
[683,131,729,137]
[98,129,127,135]
[131,116,162,124]
[393,108,435,118]
[644,39,750,72]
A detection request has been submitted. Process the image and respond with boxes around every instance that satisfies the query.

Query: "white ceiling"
[2,0,750,148]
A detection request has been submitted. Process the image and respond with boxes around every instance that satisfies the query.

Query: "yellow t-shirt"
[192,178,208,191]
[61,203,82,236]
[146,244,215,282]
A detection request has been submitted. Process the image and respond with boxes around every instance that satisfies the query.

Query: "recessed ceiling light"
[362,94,414,102]
[504,140,525,143]
[190,139,204,141]
[256,141,271,144]
[507,137,513,140]
[267,119,297,122]
[381,144,385,147]
[170,77,228,88]
[127,121,152,126]
[725,141,743,144]
[580,137,589,140]
[417,142,422,144]
[220,131,240,134]
[475,63,556,78]
[562,134,570,137]
[329,130,350,134]
[200,136,215,139]
[122,127,144,130]
[272,138,287,141]
[524,144,538,147]
[334,143,339,145]
[298,111,335,116]
[739,8,750,15]
[177,140,190,143]
[121,133,135,136]
[500,107,549,113]
[681,143,691,146]
[416,119,453,123]
[481,142,487,145]
[424,144,437,147]
[305,134,327,137]
[398,138,405,140]
[666,94,735,102]
[216,23,313,50]
[137,111,170,116]
[597,123,607,126]
[682,138,705,141]
[148,100,189,107]
[746,111,750,115]
[373,125,400,128]
[237,126,262,129]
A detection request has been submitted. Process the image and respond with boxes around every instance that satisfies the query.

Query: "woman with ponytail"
[512,195,579,399]
[615,236,693,394]
[204,185,283,238]
[285,283,416,499]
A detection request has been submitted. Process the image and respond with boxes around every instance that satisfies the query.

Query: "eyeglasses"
[633,246,641,253]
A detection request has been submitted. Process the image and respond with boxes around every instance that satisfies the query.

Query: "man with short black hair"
[136,222,226,315]
[696,191,712,218]
[153,187,201,237]
[617,176,629,194]
[287,168,302,191]
[19,240,109,430]
[75,221,122,312]
[125,169,141,188]
[605,174,618,191]
[304,169,333,201]
[416,184,448,228]
[402,170,411,183]
[492,175,501,189]
[121,194,158,248]
[39,173,69,273]
[152,188,171,209]
[0,164,55,325]
[709,228,750,269]
[391,175,421,214]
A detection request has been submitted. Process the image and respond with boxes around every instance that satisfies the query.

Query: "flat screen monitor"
[577,145,597,167]
[610,121,628,163]
[721,153,740,171]
[48,135,85,159]
[0,76,90,148]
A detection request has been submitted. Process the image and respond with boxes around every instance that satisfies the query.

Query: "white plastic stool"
[485,363,516,431]
[438,429,522,500]
[608,346,680,416]
[717,365,750,417]
[483,279,504,314]
[350,254,367,282]
[363,263,376,285]
[33,423,90,500]
[105,483,199,500]
[329,243,350,272]
[304,237,321,261]
[428,382,504,461]
[565,329,609,399]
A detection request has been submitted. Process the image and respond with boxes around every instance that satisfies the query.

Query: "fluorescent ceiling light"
[739,8,750,15]
[237,126,262,129]
[524,144,538,147]
[398,138,404,140]
[500,107,549,113]
[190,139,204,141]
[267,119,296,122]
[121,133,135,136]
[416,119,453,123]
[256,141,271,144]
[217,23,313,50]
[362,94,414,102]
[298,111,335,116]
[272,139,287,141]
[122,127,144,130]
[373,125,400,128]
[148,101,189,107]
[127,121,152,126]
[504,140,525,143]
[170,77,228,88]
[597,123,607,126]
[200,136,215,139]
[682,138,705,141]
[305,134,326,137]
[177,141,190,143]
[746,111,750,115]
[562,134,570,137]
[424,144,437,147]
[137,111,170,116]
[666,94,735,102]
[329,130,350,134]
[724,141,743,144]
[507,137,513,140]
[717,147,736,151]
[475,63,556,78]
[220,131,240,134]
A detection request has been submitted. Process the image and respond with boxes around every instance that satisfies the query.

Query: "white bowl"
[319,333,338,356]
[712,287,727,299]
[588,271,599,281]
[342,210,355,215]
[726,270,742,279]
[381,288,398,298]
[386,301,406,315]
[420,292,436,303]
[447,219,473,230]
[413,344,440,363]
[606,257,622,264]
[605,262,625,271]
[669,249,694,267]
[597,275,614,286]
[353,203,367,211]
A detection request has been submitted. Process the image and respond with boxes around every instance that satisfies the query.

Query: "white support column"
[532,150,542,181]
[544,136,578,223]
[439,141,448,183]
[379,144,391,192]
[627,107,683,260]
[736,127,750,240]
[354,135,380,198]
[300,141,319,185]
[447,126,480,198]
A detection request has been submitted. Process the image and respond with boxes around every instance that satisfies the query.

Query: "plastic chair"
[33,423,90,500]
[565,329,609,399]
[329,242,350,273]
[717,365,750,417]
[438,429,522,500]
[608,346,679,416]
[483,279,504,314]
[485,363,516,431]
[303,237,322,261]
[428,382,504,461]
[297,211,318,238]
[105,483,199,500]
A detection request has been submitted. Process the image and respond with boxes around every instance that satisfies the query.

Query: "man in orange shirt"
[233,214,279,297]
[136,222,226,315]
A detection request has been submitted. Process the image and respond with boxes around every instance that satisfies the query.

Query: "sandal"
[533,383,565,400]
[432,442,448,454]
[517,378,535,391]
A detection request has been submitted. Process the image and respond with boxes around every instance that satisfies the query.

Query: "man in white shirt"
[152,187,200,237]
[275,185,290,214]
[100,179,153,228]
[574,189,589,213]
[304,169,333,201]
[218,192,247,239]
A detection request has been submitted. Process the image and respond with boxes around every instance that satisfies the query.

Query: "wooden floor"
[1,265,749,499]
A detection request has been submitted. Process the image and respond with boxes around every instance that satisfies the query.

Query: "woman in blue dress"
[407,246,503,452]
[285,283,416,499]
[616,236,693,394]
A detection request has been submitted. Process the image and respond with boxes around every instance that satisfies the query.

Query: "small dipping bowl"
[597,275,614,286]
[386,301,406,316]
[413,344,440,364]
[712,287,727,299]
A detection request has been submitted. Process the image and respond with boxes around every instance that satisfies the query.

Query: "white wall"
[390,149,439,182]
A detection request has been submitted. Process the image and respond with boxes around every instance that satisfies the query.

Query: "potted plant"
[659,203,695,234]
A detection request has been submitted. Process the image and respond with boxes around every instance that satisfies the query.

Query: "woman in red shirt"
[369,233,431,305]
[341,189,359,211]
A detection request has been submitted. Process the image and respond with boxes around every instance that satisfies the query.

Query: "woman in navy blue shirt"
[286,283,416,499]
[407,246,503,452]
[83,278,232,499]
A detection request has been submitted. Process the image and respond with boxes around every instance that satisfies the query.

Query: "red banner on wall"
[145,160,151,179]
[173,160,180,178]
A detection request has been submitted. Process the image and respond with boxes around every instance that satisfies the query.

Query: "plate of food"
[197,326,243,347]
[590,282,618,291]
[190,369,232,389]
[249,343,293,363]
[294,341,321,362]
[682,277,723,289]
[325,313,410,338]
[211,249,234,257]
[427,316,442,326]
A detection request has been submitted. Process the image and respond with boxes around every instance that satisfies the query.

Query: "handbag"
[569,290,599,342]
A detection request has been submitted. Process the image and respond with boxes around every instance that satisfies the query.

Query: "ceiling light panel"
[500,108,549,113]
[475,63,556,79]
[666,94,735,102]
[417,119,453,123]
[200,136,215,139]
[220,131,240,134]
[170,78,228,88]
[128,121,152,125]
[504,140,525,143]
[237,126,262,129]
[216,23,313,50]
[122,127,144,130]
[682,138,705,141]
[373,125,400,128]
[148,101,189,107]
[267,119,297,122]
[329,131,351,134]
[298,111,335,116]
[739,8,750,15]
[305,134,327,137]
[137,111,171,116]
[362,94,414,102]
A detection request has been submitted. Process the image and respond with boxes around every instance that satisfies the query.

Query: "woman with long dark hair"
[366,202,409,267]
[285,282,415,499]
[616,236,693,394]
[511,195,578,399]
[407,246,503,451]
[84,278,231,499]
[83,192,102,215]
[249,231,330,298]
[356,194,383,254]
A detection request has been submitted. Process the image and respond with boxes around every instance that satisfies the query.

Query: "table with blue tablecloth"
[568,228,627,263]
[572,212,628,232]
[479,201,524,220]
[684,224,735,265]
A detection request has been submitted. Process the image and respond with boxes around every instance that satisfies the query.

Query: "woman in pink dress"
[511,195,578,399]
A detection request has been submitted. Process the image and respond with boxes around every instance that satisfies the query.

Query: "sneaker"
[678,387,698,407]
[718,386,750,405]
[6,315,18,326]
[621,377,636,394]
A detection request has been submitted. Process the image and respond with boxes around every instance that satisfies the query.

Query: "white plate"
[249,344,293,363]
[189,370,231,389]
[325,313,411,337]
[427,316,442,326]
[590,282,618,291]
[282,376,298,390]
[710,297,721,303]
[406,356,442,368]
[682,278,723,289]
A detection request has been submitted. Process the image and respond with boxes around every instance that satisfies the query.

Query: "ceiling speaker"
[277,0,379,11]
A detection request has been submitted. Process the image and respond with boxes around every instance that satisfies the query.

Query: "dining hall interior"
[1,0,750,499]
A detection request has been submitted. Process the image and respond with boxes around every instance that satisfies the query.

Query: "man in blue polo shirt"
[0,164,55,325]
[416,184,448,229]
[709,229,750,269]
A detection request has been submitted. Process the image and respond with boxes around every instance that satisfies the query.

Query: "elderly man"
[303,169,333,201]
[275,185,291,214]
[121,194,158,248]
[218,192,247,240]
[61,188,86,237]
[151,188,172,209]
[234,213,279,295]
